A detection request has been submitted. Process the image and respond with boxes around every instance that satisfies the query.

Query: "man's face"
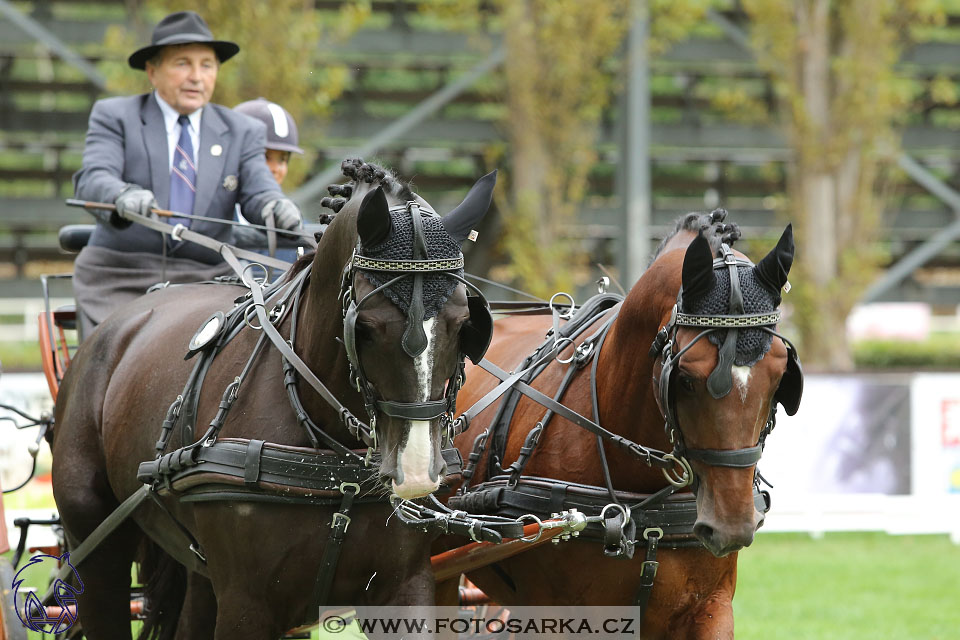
[265,149,291,186]
[146,44,218,114]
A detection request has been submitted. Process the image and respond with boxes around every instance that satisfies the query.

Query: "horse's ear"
[753,224,794,294]
[681,233,716,304]
[442,169,497,244]
[357,186,391,248]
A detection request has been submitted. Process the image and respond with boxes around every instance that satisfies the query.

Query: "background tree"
[100,0,370,188]
[741,0,943,369]
[419,0,710,298]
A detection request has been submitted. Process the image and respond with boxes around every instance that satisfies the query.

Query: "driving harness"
[449,243,803,620]
[51,202,518,617]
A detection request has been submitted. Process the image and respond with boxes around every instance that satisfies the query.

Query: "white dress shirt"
[154,92,201,171]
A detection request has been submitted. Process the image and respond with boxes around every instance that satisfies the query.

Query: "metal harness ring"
[600,503,632,534]
[661,453,694,488]
[554,336,576,364]
[549,292,576,319]
[518,514,544,543]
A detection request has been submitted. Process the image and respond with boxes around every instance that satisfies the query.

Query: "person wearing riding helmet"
[234,98,303,188]
[233,98,304,266]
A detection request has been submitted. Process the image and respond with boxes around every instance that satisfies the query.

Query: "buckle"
[331,512,351,532]
[724,252,737,265]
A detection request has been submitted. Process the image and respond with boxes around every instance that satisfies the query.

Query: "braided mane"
[321,158,415,213]
[650,209,741,265]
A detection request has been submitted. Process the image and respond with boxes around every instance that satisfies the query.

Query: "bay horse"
[442,212,801,639]
[51,159,497,639]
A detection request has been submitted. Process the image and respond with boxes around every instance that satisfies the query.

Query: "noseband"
[340,201,492,443]
[651,245,801,472]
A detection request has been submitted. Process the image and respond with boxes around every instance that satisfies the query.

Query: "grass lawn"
[2,531,958,638]
[734,532,960,640]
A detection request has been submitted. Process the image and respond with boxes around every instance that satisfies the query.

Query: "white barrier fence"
[0,298,74,342]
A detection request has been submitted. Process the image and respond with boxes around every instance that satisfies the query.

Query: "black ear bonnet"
[682,265,779,368]
[359,210,464,321]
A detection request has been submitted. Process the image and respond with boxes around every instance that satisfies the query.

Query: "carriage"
[1,159,801,639]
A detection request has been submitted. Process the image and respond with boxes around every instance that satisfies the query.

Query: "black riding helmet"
[233,98,304,154]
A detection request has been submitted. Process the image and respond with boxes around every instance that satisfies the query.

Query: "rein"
[48,205,535,612]
[445,244,800,616]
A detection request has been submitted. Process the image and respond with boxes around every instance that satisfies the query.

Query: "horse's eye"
[678,374,696,393]
[355,321,376,341]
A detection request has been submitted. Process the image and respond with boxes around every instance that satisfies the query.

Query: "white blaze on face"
[731,365,751,403]
[393,317,441,499]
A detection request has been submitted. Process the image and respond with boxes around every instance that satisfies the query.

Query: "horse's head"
[652,224,802,556]
[333,161,496,499]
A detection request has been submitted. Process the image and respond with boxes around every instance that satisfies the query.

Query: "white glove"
[262,198,302,230]
[114,187,158,226]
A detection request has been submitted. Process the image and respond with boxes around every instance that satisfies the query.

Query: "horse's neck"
[292,213,363,440]
[595,259,682,490]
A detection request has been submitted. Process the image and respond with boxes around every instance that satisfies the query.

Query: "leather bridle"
[650,244,803,475]
[340,201,493,445]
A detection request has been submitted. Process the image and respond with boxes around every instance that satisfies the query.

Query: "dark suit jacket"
[73,92,284,264]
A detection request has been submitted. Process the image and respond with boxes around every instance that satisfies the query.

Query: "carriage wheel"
[0,557,28,640]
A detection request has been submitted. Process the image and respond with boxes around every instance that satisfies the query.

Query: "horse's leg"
[176,572,218,639]
[434,577,460,606]
[211,595,284,640]
[52,404,141,639]
[53,477,140,639]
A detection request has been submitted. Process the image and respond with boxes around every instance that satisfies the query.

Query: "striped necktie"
[169,114,196,244]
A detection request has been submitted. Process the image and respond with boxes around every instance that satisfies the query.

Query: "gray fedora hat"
[128,11,239,70]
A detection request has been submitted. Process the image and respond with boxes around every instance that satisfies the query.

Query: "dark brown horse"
[51,160,496,639]
[442,213,799,639]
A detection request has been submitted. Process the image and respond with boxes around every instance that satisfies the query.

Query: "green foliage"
[852,333,960,369]
[739,0,947,368]
[0,340,43,372]
[415,1,722,297]
[648,0,715,55]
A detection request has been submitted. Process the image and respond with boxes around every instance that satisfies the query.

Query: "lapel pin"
[223,175,238,191]
[210,144,223,157]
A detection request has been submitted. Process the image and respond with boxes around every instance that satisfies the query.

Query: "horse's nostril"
[693,522,715,543]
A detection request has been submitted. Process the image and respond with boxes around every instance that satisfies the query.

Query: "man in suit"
[72,10,301,336]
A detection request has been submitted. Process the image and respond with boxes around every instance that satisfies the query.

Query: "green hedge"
[853,334,960,369]
[0,340,43,373]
